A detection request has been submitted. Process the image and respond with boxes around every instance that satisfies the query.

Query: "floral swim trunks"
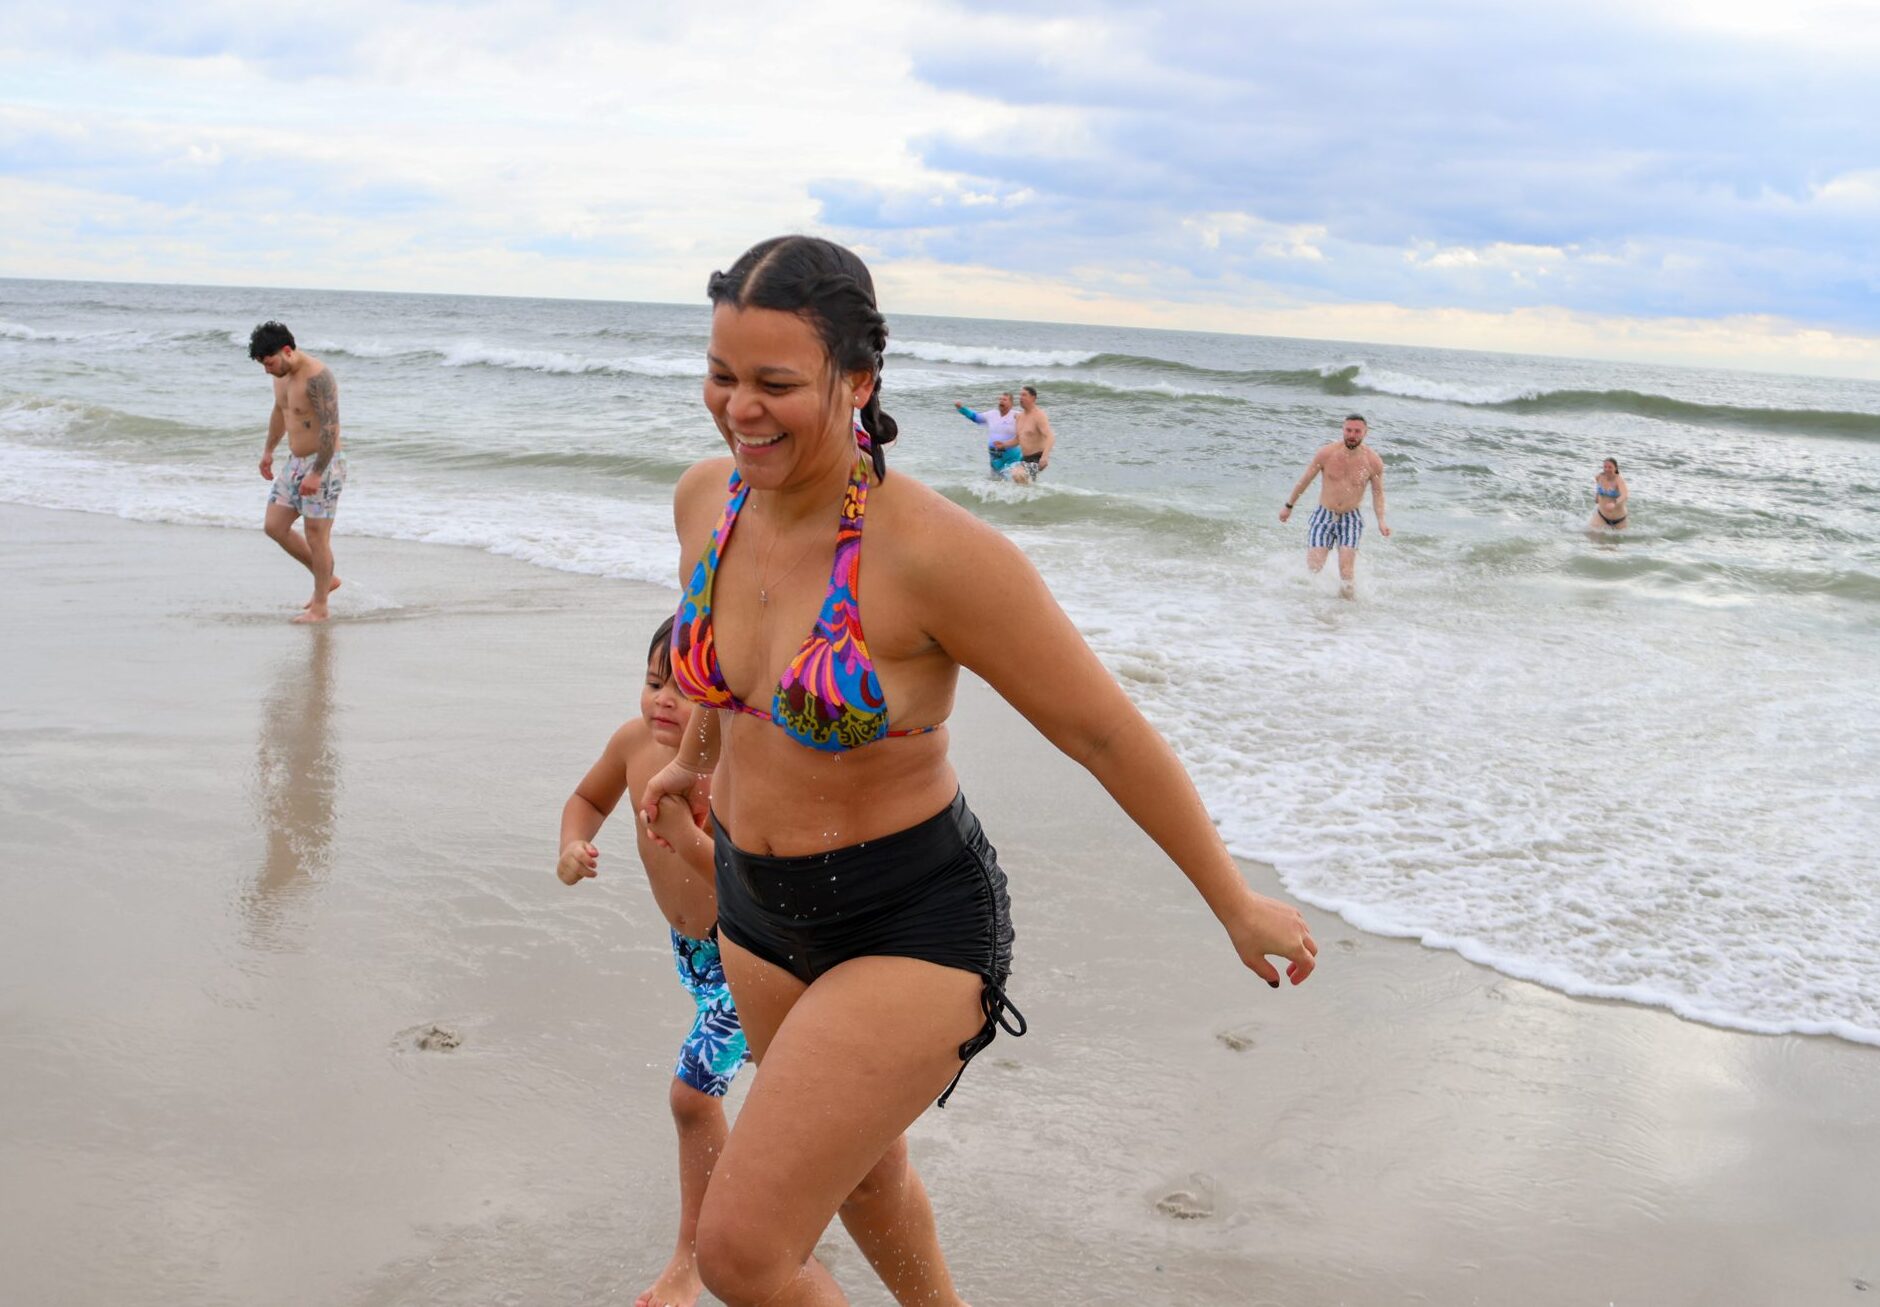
[671,928,748,1097]
[268,451,347,519]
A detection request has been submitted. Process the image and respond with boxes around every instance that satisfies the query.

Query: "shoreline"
[2,502,1875,1305]
[16,494,1870,1051]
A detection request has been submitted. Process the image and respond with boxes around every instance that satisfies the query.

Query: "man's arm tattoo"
[307,371,340,473]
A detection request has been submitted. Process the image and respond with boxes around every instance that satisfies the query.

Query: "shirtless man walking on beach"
[994,384,1057,484]
[250,321,345,623]
[1279,414,1390,595]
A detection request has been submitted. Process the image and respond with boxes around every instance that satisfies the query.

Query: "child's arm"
[645,793,716,880]
[640,704,719,848]
[557,721,638,885]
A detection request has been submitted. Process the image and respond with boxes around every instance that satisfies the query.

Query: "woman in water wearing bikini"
[1591,457,1629,531]
[637,236,1318,1307]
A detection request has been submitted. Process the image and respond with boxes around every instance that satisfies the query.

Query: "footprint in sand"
[396,1023,463,1052]
[1215,1024,1259,1052]
[1152,1173,1219,1221]
[1335,938,1358,954]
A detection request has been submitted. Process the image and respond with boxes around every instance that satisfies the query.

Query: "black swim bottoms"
[712,790,1026,1105]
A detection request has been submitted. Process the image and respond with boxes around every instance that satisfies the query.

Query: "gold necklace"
[755,518,819,607]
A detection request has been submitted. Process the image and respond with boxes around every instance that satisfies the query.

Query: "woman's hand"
[646,793,706,850]
[639,763,711,851]
[1220,890,1318,988]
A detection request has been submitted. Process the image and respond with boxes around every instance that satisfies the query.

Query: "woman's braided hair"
[707,236,897,480]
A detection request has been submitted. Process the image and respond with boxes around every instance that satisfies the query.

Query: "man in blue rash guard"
[955,393,1024,478]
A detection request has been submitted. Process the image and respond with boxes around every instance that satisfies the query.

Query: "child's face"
[640,659,687,748]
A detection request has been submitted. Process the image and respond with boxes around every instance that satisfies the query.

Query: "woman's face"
[703,304,870,490]
[1603,460,1618,477]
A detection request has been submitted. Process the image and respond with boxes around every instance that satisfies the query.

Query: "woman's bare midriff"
[711,720,960,856]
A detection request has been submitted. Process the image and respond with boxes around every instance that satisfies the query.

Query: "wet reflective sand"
[2,504,1876,1306]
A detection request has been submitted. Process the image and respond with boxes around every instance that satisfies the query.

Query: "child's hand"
[640,764,711,850]
[557,840,598,885]
[645,794,701,850]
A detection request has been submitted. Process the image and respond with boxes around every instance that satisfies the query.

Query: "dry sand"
[1,503,1876,1306]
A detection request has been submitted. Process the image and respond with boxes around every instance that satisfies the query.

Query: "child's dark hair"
[645,615,675,682]
[706,235,896,480]
[248,321,295,361]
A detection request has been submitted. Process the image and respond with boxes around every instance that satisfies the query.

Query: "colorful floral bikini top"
[670,429,942,753]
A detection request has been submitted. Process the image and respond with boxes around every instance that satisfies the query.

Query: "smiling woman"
[637,234,1319,1307]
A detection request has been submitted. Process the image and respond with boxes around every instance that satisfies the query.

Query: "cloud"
[0,106,442,218]
[0,0,1877,376]
[0,2,997,302]
[835,0,1880,333]
[871,254,1880,378]
[1185,213,1328,262]
[809,180,1039,231]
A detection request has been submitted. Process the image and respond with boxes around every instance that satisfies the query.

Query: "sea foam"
[888,339,1100,368]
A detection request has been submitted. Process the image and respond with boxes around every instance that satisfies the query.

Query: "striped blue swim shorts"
[1307,505,1364,549]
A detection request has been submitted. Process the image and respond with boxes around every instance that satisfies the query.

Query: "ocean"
[4,276,1876,1047]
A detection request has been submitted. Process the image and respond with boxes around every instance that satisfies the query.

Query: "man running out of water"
[1278,414,1391,595]
[994,385,1057,484]
[250,321,345,623]
[954,393,1023,478]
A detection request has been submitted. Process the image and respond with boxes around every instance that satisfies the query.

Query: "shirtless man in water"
[251,321,344,623]
[993,384,1057,484]
[1279,414,1390,595]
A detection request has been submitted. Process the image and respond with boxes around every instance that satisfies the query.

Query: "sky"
[2,0,1878,376]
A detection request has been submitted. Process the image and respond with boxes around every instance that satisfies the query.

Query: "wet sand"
[1,502,1876,1306]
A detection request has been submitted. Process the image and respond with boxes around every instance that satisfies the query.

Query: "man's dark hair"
[646,614,675,683]
[1022,385,1038,398]
[707,236,897,479]
[248,321,295,361]
[1345,413,1367,425]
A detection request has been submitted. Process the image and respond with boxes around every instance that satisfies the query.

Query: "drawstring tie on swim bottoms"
[936,979,1028,1108]
[676,924,723,988]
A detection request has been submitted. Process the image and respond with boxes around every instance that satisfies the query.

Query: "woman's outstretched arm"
[909,498,1317,987]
